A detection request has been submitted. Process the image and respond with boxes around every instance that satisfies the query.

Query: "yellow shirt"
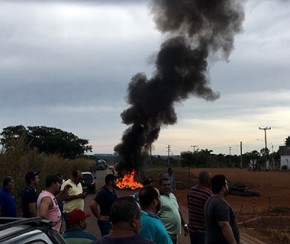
[61,179,84,213]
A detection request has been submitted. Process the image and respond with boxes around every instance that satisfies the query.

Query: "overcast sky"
[0,0,289,156]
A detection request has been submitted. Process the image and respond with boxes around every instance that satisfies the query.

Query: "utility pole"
[259,127,271,155]
[191,145,198,153]
[240,141,243,168]
[229,146,232,167]
[166,145,171,165]
[188,145,198,187]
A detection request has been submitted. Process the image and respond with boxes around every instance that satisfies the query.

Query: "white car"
[0,217,65,243]
[81,172,96,193]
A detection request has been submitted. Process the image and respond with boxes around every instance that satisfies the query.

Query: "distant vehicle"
[0,217,65,243]
[81,172,96,193]
[96,159,107,170]
[108,165,115,170]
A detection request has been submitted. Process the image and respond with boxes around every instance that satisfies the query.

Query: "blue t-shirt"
[0,187,17,217]
[139,211,173,244]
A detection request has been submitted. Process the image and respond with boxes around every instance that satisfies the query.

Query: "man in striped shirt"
[187,171,212,244]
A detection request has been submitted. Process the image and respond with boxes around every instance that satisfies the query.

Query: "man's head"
[2,176,14,191]
[105,174,117,187]
[198,171,212,186]
[142,178,153,187]
[139,186,161,213]
[25,171,40,186]
[211,175,229,196]
[67,208,91,229]
[45,175,61,193]
[72,169,82,184]
[167,167,173,175]
[110,196,141,234]
[159,177,171,195]
[57,173,64,182]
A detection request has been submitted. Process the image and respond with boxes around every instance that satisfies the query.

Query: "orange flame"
[116,170,143,190]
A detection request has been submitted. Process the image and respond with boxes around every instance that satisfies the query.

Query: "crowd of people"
[0,167,239,244]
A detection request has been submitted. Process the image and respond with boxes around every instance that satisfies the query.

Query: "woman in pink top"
[37,175,70,232]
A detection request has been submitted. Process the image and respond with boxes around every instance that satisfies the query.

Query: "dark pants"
[63,212,70,230]
[98,220,112,236]
[190,232,205,244]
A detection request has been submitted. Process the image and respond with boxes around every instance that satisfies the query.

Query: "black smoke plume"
[114,0,244,174]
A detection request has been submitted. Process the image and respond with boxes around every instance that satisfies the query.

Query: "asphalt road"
[84,169,105,237]
[84,169,146,237]
[84,169,135,237]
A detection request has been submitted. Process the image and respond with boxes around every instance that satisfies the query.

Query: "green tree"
[0,125,27,151]
[0,125,92,159]
[285,136,290,146]
[180,151,194,167]
[216,153,226,167]
[195,149,213,167]
[180,149,216,168]
[260,147,269,157]
[242,150,260,167]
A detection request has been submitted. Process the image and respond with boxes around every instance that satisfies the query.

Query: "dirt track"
[174,168,290,243]
[174,168,290,215]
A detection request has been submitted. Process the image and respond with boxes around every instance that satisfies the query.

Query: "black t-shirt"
[204,195,240,244]
[21,185,38,218]
[94,186,118,216]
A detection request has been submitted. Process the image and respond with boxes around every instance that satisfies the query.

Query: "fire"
[116,170,143,190]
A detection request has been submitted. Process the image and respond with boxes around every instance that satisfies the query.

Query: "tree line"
[1,125,289,169]
[148,149,280,169]
[177,149,280,168]
[152,136,290,169]
[0,125,92,159]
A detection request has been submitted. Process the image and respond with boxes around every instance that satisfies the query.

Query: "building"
[279,146,290,169]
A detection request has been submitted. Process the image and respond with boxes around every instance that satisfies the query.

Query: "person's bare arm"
[38,196,51,220]
[59,184,87,202]
[55,185,72,201]
[179,209,189,236]
[218,221,237,244]
[28,202,37,217]
[89,199,109,221]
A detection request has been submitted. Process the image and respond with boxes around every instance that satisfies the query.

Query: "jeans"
[98,220,112,236]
